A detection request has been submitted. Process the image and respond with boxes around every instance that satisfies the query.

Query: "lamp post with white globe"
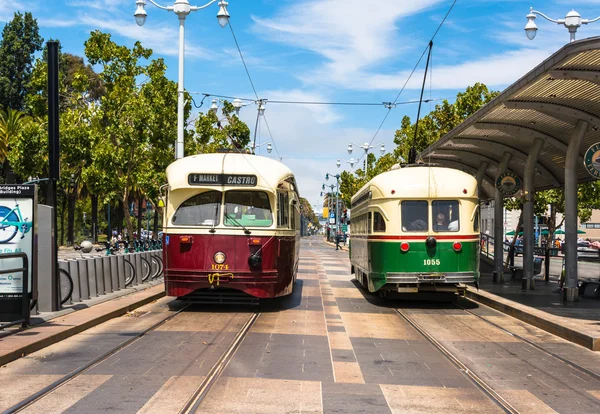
[134,0,230,159]
[525,7,600,42]
[347,142,385,177]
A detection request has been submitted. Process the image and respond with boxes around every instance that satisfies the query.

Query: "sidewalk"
[468,270,600,351]
[0,282,165,366]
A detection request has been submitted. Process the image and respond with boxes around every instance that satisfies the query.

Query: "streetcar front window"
[224,191,273,227]
[432,200,459,232]
[172,191,222,226]
[401,201,428,232]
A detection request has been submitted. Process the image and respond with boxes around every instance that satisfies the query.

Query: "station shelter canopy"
[420,37,600,199]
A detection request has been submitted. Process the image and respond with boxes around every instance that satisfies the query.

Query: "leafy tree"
[338,83,499,205]
[0,108,31,183]
[188,101,251,155]
[299,197,319,228]
[83,31,178,238]
[0,12,43,111]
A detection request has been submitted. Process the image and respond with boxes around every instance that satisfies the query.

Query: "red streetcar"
[161,152,301,299]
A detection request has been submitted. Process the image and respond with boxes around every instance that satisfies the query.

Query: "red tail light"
[453,242,462,252]
[400,242,410,252]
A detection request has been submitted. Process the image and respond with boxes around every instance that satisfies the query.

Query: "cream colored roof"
[166,152,297,193]
[352,165,478,203]
[421,37,600,199]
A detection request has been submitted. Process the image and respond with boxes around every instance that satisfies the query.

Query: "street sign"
[496,172,521,196]
[583,142,600,179]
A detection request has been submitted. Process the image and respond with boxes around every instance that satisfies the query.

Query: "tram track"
[2,304,193,414]
[2,308,259,414]
[453,302,600,382]
[178,312,259,414]
[395,308,520,414]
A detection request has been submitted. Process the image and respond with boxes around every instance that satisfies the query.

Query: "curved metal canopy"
[420,37,600,199]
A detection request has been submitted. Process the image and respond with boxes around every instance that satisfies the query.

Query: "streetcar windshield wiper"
[225,211,251,234]
[209,204,218,234]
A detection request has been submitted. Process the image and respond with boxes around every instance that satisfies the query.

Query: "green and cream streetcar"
[350,164,480,296]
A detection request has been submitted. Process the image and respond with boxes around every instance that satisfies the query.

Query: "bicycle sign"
[0,185,36,296]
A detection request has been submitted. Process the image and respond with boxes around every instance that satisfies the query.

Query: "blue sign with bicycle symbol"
[0,185,36,295]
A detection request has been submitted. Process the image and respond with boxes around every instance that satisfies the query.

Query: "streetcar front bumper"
[386,272,478,285]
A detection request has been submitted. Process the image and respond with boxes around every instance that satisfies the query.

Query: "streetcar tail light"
[400,242,410,252]
[453,242,462,252]
[179,236,193,244]
[248,238,262,246]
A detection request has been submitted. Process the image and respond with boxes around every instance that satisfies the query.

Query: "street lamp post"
[347,142,385,177]
[252,99,267,154]
[336,158,357,169]
[134,0,230,160]
[325,172,342,237]
[322,183,338,241]
[525,7,600,42]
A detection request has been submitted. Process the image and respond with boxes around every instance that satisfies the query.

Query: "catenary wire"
[354,0,458,168]
[227,19,281,160]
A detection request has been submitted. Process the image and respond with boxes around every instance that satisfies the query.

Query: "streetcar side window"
[367,212,372,234]
[401,201,428,232]
[432,200,459,232]
[172,191,222,226]
[373,212,386,232]
[277,191,289,227]
[224,191,273,227]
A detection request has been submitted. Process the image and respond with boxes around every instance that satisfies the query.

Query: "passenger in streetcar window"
[434,213,447,231]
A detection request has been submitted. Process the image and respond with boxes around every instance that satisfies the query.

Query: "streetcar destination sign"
[188,173,258,186]
[495,171,521,196]
[583,142,600,179]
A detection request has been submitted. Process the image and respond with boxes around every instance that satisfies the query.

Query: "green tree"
[338,83,499,204]
[299,197,319,228]
[0,12,43,111]
[188,100,251,155]
[83,31,178,238]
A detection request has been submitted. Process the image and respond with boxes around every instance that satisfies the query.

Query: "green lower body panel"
[351,239,479,293]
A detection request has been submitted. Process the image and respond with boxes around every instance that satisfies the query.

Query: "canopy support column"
[494,153,512,283]
[565,119,588,301]
[475,161,489,199]
[522,138,544,290]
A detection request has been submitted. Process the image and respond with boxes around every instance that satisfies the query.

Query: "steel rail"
[178,312,260,414]
[454,302,600,381]
[3,304,193,414]
[395,308,519,414]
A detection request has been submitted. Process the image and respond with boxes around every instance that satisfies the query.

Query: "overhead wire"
[227,19,282,160]
[354,0,458,169]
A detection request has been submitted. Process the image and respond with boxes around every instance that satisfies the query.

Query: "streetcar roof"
[352,165,478,203]
[166,152,298,193]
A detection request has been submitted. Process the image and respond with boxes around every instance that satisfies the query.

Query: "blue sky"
[2,0,600,211]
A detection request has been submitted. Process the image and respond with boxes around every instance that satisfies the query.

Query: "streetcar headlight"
[453,242,462,252]
[400,242,410,252]
[214,252,226,264]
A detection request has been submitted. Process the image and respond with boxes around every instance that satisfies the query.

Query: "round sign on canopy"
[584,142,600,179]
[496,171,522,196]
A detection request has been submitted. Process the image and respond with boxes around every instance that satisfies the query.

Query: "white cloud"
[235,89,395,208]
[0,1,35,22]
[252,0,443,84]
[79,14,211,59]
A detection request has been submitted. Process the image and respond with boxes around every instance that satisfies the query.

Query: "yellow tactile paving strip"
[317,254,366,385]
[197,377,322,414]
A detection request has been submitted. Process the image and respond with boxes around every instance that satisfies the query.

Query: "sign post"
[0,185,37,327]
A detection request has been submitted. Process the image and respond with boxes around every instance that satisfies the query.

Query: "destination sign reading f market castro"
[188,174,258,186]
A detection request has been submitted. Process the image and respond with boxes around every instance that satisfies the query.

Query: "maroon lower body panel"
[162,233,297,299]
